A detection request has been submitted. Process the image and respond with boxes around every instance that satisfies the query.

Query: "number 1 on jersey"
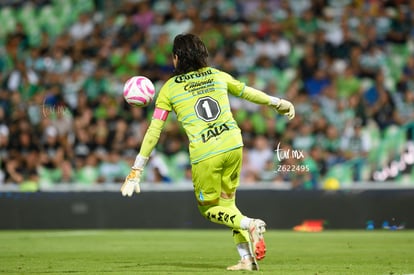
[195,96,221,122]
[202,100,213,118]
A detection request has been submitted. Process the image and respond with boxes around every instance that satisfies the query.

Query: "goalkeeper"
[121,33,295,271]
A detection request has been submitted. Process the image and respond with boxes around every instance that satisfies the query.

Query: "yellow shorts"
[191,147,242,205]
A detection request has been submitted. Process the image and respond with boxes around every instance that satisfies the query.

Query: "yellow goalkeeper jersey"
[156,67,245,164]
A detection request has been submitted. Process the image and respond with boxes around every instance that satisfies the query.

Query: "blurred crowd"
[0,0,413,190]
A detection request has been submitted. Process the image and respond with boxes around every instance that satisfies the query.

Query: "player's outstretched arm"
[121,109,169,197]
[238,86,295,120]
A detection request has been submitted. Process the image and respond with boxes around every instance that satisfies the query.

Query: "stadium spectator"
[330,21,359,61]
[147,12,167,44]
[0,124,9,184]
[365,72,402,131]
[69,12,94,41]
[5,60,39,93]
[60,159,75,184]
[45,47,73,76]
[386,6,411,45]
[160,136,190,182]
[398,54,414,91]
[5,153,25,184]
[38,126,64,184]
[340,119,371,181]
[133,1,155,32]
[62,68,86,109]
[260,29,291,70]
[117,13,142,46]
[75,153,99,185]
[99,149,129,183]
[144,150,171,183]
[82,66,110,103]
[296,8,318,42]
[303,67,331,98]
[358,44,386,79]
[335,65,362,98]
[164,7,194,41]
[396,88,414,126]
[246,135,274,180]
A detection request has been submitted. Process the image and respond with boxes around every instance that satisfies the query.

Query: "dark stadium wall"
[0,190,413,230]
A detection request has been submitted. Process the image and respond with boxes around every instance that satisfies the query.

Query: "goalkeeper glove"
[121,155,149,197]
[269,96,295,120]
[121,168,143,197]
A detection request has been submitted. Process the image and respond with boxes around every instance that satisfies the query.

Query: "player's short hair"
[172,33,209,75]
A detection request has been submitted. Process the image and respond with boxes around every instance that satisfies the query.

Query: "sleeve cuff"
[132,154,149,170]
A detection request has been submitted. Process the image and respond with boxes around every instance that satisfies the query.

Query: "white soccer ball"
[123,76,155,107]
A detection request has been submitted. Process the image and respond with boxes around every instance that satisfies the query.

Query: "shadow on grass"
[117,261,226,271]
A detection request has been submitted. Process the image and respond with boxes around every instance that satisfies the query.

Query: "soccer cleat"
[248,219,267,260]
[226,257,259,271]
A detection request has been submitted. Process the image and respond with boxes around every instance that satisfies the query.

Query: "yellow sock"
[197,196,245,229]
[232,229,250,244]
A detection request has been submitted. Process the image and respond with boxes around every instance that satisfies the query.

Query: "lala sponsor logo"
[201,123,229,143]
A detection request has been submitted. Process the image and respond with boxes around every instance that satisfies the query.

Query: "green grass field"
[0,230,413,274]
